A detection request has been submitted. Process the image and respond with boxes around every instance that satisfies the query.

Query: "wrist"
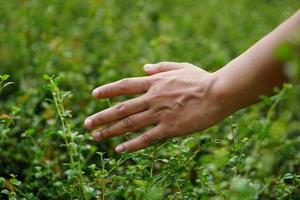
[211,65,245,116]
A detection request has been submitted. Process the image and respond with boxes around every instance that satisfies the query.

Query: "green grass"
[0,0,300,199]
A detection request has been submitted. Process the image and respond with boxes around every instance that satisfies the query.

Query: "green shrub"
[0,0,299,199]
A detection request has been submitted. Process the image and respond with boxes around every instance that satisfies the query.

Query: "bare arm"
[84,10,300,153]
[215,10,300,113]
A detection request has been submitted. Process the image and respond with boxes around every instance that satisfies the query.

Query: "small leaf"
[43,74,52,80]
[1,189,9,195]
[69,142,77,149]
[0,74,9,81]
[54,181,63,187]
[0,177,5,185]
[65,169,80,181]
[3,82,14,88]
[62,110,72,118]
[57,130,66,138]
[96,152,105,157]
[24,129,35,137]
[133,179,146,187]
[83,185,95,196]
[158,159,169,163]
[282,173,294,180]
[241,137,249,144]
[88,164,96,170]
[260,95,273,106]
[10,178,21,186]
[62,91,72,101]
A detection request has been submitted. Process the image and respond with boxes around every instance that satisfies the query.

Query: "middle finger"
[84,95,149,129]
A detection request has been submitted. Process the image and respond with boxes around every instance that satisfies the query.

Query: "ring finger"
[92,110,157,141]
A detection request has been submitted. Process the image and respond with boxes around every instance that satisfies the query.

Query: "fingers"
[84,96,148,129]
[92,110,156,141]
[143,62,185,75]
[115,125,164,153]
[92,77,151,98]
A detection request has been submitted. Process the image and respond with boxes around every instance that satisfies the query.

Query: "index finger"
[92,77,152,98]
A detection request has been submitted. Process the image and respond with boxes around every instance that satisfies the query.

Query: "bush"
[0,0,299,199]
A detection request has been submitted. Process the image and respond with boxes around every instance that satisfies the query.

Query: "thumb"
[143,62,184,75]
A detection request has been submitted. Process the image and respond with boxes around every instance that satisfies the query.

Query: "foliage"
[0,75,13,94]
[0,0,300,199]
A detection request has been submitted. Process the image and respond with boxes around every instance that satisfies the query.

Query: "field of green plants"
[0,0,300,199]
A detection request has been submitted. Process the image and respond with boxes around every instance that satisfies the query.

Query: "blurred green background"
[1,0,299,91]
[0,0,300,199]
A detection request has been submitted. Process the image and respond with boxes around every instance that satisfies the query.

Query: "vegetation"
[0,0,299,199]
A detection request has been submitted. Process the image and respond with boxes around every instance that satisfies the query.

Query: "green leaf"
[133,179,146,187]
[65,169,80,181]
[62,110,72,118]
[0,74,9,81]
[0,177,5,185]
[3,82,14,88]
[62,91,72,101]
[282,173,294,180]
[9,178,21,186]
[43,74,52,80]
[57,130,66,138]
[1,189,9,195]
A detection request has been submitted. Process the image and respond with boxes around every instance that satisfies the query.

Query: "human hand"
[84,62,229,153]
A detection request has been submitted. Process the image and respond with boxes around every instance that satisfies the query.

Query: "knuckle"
[180,62,190,65]
[141,97,150,107]
[122,143,130,151]
[147,93,159,103]
[116,103,127,116]
[162,120,175,131]
[140,133,152,144]
[122,117,134,130]
[158,61,169,67]
[142,78,151,90]
[173,100,184,109]
[181,62,196,69]
[101,127,110,139]
[151,74,163,82]
[119,78,130,90]
[164,126,173,135]
[93,115,104,124]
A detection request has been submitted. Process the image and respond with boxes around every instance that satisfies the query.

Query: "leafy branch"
[44,75,86,199]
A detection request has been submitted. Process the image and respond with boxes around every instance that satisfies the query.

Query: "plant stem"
[52,91,75,167]
[107,156,131,174]
[175,175,184,199]
[50,78,85,199]
[100,153,105,200]
[182,148,200,166]
[150,145,158,179]
[233,145,244,177]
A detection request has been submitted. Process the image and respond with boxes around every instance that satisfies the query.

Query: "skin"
[84,10,300,153]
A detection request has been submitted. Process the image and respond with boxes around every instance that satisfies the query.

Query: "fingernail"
[84,118,93,129]
[92,88,100,97]
[93,130,101,141]
[144,64,153,70]
[115,144,125,153]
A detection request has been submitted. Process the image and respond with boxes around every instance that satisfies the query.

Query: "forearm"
[214,10,300,113]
